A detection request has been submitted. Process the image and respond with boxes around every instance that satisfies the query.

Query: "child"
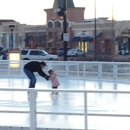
[48,69,60,95]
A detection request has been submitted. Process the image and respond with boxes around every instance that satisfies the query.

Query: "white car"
[21,49,58,60]
[67,49,86,57]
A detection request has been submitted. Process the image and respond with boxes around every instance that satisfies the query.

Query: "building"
[0,0,130,61]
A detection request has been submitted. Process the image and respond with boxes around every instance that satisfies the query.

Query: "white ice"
[0,77,130,130]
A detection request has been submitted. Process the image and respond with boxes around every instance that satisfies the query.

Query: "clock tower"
[44,0,85,23]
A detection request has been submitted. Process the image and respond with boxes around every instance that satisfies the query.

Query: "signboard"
[121,31,130,34]
[63,33,69,41]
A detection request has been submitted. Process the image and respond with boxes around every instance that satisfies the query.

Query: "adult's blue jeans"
[23,68,36,88]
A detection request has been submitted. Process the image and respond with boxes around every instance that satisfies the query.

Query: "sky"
[0,0,130,25]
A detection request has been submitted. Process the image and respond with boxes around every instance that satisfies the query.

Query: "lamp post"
[9,25,15,48]
[94,0,97,61]
[57,0,67,61]
[83,31,86,52]
[63,0,67,61]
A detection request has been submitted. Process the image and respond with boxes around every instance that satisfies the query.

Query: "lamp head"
[9,25,15,31]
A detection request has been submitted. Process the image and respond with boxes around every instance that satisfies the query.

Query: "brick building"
[0,0,130,61]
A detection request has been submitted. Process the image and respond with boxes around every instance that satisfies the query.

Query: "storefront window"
[118,38,129,55]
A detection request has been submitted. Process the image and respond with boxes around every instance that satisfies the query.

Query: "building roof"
[0,19,16,25]
[53,0,75,9]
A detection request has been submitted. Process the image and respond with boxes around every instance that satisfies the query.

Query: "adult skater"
[23,61,50,88]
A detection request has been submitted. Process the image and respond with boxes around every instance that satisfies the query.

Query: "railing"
[1,60,130,129]
[0,60,130,82]
[0,88,130,130]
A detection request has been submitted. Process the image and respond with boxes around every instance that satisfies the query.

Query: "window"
[38,51,44,56]
[21,50,28,55]
[30,51,38,55]
[48,21,53,28]
[55,21,61,27]
[43,51,48,55]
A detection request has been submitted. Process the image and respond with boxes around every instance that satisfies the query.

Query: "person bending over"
[23,61,49,88]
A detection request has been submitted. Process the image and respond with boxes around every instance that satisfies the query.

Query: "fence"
[0,88,130,130]
[0,60,130,82]
[1,60,130,130]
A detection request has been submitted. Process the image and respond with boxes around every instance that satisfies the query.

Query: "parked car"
[57,48,71,56]
[0,52,8,60]
[21,49,58,60]
[0,47,3,51]
[0,48,9,60]
[0,48,8,53]
[67,49,86,57]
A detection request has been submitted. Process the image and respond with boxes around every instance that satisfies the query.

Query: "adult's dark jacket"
[24,61,47,78]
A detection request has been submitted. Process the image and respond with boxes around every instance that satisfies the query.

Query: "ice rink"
[0,77,130,130]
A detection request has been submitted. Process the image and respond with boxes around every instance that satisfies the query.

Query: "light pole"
[63,0,67,61]
[57,0,67,61]
[83,31,86,52]
[94,0,97,61]
[9,25,15,48]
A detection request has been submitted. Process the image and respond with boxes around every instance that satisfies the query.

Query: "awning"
[90,32,101,38]
[24,36,32,42]
[47,39,54,43]
[71,37,80,42]
[83,36,91,42]
[115,36,127,41]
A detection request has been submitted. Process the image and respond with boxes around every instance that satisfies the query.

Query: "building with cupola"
[0,0,130,61]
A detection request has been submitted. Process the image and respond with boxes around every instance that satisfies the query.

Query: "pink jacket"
[49,71,60,87]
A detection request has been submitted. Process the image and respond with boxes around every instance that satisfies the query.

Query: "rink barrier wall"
[0,60,130,83]
[0,88,130,130]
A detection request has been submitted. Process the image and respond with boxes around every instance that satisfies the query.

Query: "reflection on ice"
[0,78,130,129]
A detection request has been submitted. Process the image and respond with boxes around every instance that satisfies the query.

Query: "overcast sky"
[0,0,130,25]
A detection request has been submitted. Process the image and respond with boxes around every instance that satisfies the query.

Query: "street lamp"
[9,25,15,48]
[63,0,67,61]
[8,25,21,68]
[82,31,86,52]
[57,0,67,61]
[94,0,97,61]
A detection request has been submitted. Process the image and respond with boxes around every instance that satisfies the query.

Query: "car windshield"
[1,48,8,52]
[0,47,3,51]
[43,50,48,54]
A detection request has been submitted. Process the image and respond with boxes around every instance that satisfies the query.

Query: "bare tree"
[97,18,115,55]
[25,25,46,49]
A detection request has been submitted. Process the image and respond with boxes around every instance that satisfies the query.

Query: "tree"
[97,18,115,55]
